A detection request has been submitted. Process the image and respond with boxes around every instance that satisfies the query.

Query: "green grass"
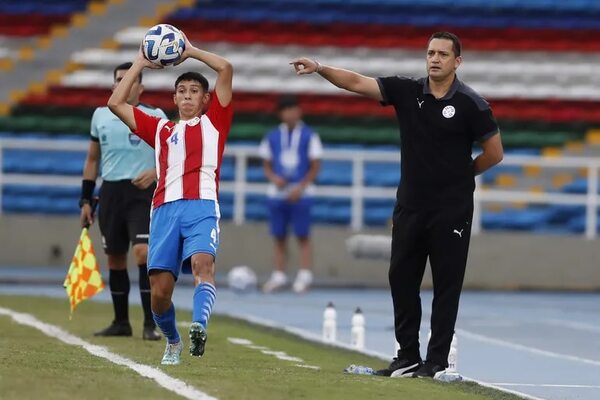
[0,295,522,400]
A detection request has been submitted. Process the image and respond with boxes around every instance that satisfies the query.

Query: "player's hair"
[113,62,142,83]
[175,72,209,92]
[428,32,462,57]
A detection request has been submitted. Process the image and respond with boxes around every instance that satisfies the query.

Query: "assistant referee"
[80,62,167,340]
[290,32,503,377]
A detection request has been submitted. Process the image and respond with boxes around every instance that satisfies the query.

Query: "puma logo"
[417,99,425,108]
[453,229,463,238]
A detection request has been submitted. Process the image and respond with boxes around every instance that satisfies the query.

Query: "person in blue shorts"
[259,95,322,293]
[107,35,233,365]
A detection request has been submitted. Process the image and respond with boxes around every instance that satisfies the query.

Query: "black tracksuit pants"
[389,200,473,367]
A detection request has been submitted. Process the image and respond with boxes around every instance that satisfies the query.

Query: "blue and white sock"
[192,282,216,329]
[152,303,180,344]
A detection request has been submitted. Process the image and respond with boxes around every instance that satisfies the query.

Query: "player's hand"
[80,204,94,228]
[132,169,156,189]
[174,31,193,66]
[136,45,163,69]
[287,185,304,203]
[290,58,320,75]
[272,175,287,189]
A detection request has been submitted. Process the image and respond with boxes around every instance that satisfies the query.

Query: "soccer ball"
[142,24,185,66]
[227,265,258,293]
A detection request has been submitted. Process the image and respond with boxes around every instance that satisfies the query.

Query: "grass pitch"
[0,295,522,400]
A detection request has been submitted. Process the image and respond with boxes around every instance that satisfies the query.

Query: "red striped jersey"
[132,92,233,209]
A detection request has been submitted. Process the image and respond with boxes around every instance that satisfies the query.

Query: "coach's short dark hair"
[174,72,209,92]
[113,62,142,83]
[429,32,462,57]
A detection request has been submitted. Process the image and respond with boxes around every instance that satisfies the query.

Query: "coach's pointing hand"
[290,58,322,75]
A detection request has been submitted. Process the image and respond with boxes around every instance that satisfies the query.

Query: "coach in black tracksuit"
[291,32,503,377]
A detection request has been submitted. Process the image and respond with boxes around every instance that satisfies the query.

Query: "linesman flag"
[63,227,104,317]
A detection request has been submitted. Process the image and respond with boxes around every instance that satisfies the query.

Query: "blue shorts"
[267,197,312,239]
[148,199,220,279]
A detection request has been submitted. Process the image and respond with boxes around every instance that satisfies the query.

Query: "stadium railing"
[1,138,599,238]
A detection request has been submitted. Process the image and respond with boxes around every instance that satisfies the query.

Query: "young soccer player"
[108,33,233,365]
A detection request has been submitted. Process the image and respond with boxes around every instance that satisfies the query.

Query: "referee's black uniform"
[377,76,499,370]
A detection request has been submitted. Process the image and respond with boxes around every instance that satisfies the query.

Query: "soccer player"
[290,32,503,377]
[107,34,233,365]
[80,62,165,341]
[259,95,322,293]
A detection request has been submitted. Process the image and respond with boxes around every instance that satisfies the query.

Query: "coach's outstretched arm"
[177,33,233,107]
[107,51,158,131]
[290,57,382,101]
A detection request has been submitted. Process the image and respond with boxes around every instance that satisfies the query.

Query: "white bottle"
[447,334,458,373]
[351,307,365,350]
[322,302,337,342]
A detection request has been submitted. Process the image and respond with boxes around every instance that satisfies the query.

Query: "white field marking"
[227,337,252,345]
[462,377,546,400]
[247,345,269,350]
[456,328,600,367]
[260,350,304,363]
[490,383,600,389]
[218,312,541,400]
[296,364,320,370]
[227,337,319,370]
[542,318,600,334]
[0,307,217,400]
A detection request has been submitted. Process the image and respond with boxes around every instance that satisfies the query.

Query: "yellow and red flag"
[63,227,104,317]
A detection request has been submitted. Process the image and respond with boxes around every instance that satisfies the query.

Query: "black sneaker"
[93,321,132,337]
[189,322,207,357]
[374,357,422,377]
[412,361,446,378]
[143,324,161,341]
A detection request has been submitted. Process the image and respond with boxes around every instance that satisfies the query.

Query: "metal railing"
[1,138,599,238]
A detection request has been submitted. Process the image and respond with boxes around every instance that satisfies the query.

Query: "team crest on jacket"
[442,105,456,118]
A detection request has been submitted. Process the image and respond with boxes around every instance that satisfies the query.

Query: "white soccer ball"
[227,265,258,293]
[142,24,185,66]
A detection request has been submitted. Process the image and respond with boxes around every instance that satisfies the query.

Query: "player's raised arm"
[177,32,233,106]
[107,50,159,130]
[290,57,382,101]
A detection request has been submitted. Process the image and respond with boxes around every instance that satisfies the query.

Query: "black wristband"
[81,179,96,202]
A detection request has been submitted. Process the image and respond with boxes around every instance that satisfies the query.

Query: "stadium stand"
[2,0,600,233]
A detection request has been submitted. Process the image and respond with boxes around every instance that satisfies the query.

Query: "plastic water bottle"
[322,302,337,342]
[447,334,458,373]
[344,364,374,375]
[351,307,365,349]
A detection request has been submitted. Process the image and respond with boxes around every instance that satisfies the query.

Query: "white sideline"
[457,328,600,367]
[0,307,217,400]
[218,311,545,400]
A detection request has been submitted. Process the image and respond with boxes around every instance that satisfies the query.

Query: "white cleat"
[292,269,313,293]
[161,341,183,365]
[262,271,288,293]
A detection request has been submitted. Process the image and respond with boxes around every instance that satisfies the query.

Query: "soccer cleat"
[292,269,313,293]
[374,357,421,377]
[189,322,208,357]
[161,341,183,365]
[412,361,446,378]
[262,271,288,293]
[143,324,162,341]
[93,321,132,337]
